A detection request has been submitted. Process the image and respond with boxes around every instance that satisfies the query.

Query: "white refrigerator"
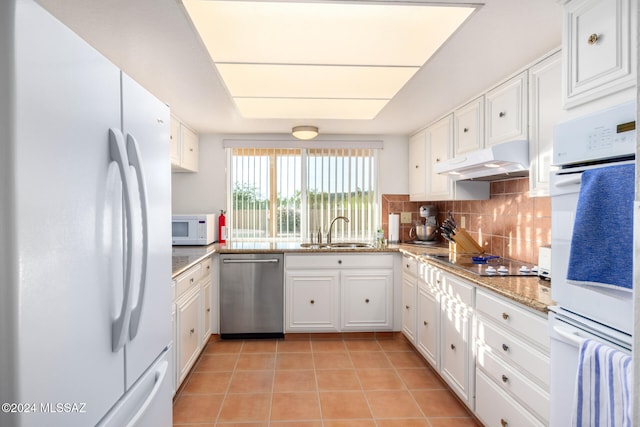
[0,1,173,426]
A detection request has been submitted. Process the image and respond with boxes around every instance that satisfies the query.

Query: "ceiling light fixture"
[292,126,318,140]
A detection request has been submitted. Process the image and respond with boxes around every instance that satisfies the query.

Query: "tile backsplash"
[382,177,551,265]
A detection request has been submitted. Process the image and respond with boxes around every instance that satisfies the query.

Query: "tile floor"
[173,335,482,426]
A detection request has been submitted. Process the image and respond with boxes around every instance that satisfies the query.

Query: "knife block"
[449,228,484,254]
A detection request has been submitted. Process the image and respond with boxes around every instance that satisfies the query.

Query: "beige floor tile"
[228,370,274,393]
[270,392,321,421]
[365,390,424,418]
[275,352,315,370]
[316,369,361,391]
[172,394,223,424]
[319,391,372,419]
[411,390,471,417]
[273,370,317,392]
[217,393,271,422]
[182,372,232,394]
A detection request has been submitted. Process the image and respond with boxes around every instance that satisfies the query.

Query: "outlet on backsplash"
[400,212,412,224]
[460,215,466,228]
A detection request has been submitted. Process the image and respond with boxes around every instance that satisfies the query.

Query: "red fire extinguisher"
[218,210,226,244]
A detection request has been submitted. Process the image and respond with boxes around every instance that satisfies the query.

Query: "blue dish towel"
[567,164,634,291]
[572,339,633,427]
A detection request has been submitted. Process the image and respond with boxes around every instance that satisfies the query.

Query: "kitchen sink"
[299,242,374,249]
[299,243,328,249]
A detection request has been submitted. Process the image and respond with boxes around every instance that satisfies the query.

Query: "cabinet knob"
[365,299,370,303]
[405,305,410,310]
[207,265,210,270]
[463,127,469,133]
[415,165,419,169]
[190,278,194,283]
[587,33,599,45]
[500,419,508,427]
[310,300,315,304]
[423,321,428,326]
[498,111,506,118]
[501,374,509,383]
[157,118,164,124]
[435,157,441,162]
[190,328,195,335]
[502,343,509,352]
[450,344,456,350]
[207,308,211,313]
[338,260,342,265]
[502,312,509,320]
[189,148,194,152]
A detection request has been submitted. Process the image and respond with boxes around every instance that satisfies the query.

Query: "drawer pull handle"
[588,33,599,45]
[501,419,508,427]
[502,343,509,352]
[502,312,509,320]
[499,111,506,118]
[501,374,509,383]
[310,300,315,304]
[450,344,456,350]
[463,127,469,133]
[190,328,195,335]
[365,299,370,303]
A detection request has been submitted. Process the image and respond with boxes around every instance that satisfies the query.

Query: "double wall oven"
[549,101,636,426]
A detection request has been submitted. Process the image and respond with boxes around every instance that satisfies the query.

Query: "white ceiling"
[36,0,563,137]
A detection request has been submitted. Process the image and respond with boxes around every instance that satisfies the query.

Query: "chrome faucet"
[326,216,350,246]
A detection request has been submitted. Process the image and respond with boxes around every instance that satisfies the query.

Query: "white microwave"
[172,214,217,245]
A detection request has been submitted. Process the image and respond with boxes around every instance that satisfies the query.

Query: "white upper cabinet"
[409,130,428,201]
[561,0,637,108]
[427,114,454,199]
[171,114,199,172]
[454,96,485,155]
[528,50,567,197]
[485,71,528,147]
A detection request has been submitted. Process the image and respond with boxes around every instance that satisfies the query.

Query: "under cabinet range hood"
[434,140,529,181]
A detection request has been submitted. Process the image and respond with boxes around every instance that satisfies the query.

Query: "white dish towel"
[573,339,633,427]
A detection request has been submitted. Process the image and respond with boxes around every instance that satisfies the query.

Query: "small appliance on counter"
[409,205,439,245]
[538,245,551,280]
[172,213,217,245]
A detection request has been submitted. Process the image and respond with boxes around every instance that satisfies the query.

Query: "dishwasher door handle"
[222,259,280,264]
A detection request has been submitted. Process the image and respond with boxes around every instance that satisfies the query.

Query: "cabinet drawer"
[478,345,549,422]
[175,263,202,298]
[441,273,474,307]
[201,257,213,278]
[476,290,549,350]
[402,255,418,277]
[477,319,549,388]
[286,254,394,270]
[476,370,546,427]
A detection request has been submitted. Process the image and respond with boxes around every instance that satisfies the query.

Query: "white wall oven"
[549,101,635,426]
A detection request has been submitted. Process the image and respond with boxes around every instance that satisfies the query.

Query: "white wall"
[171,133,409,214]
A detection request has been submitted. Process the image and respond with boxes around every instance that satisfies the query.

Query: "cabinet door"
[485,72,528,146]
[286,271,340,332]
[176,287,202,384]
[454,96,484,155]
[180,124,199,172]
[401,274,417,343]
[427,115,454,199]
[417,286,439,368]
[441,299,472,404]
[341,269,393,330]
[563,0,636,108]
[409,130,427,201]
[201,279,212,345]
[529,51,564,197]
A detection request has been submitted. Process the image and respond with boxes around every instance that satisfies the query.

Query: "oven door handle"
[553,175,582,188]
[553,325,586,347]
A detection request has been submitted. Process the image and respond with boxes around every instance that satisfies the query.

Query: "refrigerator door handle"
[125,133,149,341]
[109,128,135,352]
[124,359,168,427]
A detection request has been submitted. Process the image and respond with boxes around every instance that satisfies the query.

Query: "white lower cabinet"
[285,254,394,333]
[475,289,550,426]
[416,282,439,368]
[401,255,418,342]
[172,255,215,392]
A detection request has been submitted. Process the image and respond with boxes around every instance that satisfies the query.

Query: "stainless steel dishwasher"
[219,253,284,339]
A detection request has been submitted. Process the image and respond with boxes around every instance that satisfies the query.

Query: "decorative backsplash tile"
[382,177,551,265]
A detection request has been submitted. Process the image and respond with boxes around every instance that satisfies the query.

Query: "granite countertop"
[171,241,553,313]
